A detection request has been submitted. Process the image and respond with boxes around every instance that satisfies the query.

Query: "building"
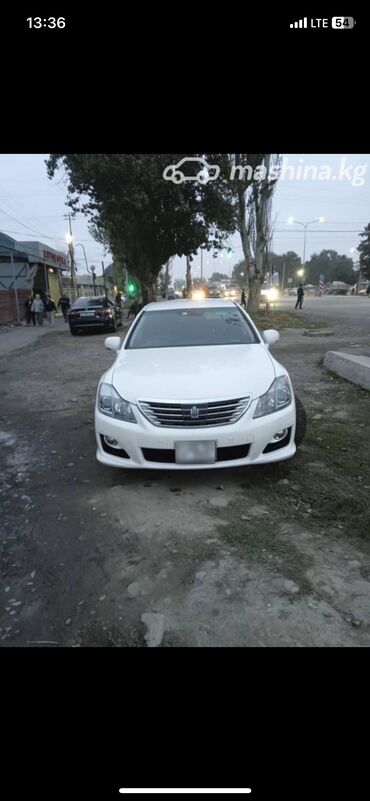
[0,231,68,324]
[62,273,105,297]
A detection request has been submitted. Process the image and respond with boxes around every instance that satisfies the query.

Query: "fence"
[0,289,29,325]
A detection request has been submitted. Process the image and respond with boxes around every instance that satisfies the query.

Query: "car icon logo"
[190,406,200,419]
[163,157,220,185]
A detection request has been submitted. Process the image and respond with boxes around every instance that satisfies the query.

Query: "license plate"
[175,440,216,465]
[80,311,92,316]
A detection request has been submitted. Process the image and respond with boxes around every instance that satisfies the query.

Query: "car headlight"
[253,376,292,418]
[98,383,137,423]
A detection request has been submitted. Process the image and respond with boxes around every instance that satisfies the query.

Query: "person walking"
[31,293,44,326]
[58,294,70,322]
[241,288,247,309]
[24,293,34,326]
[45,296,57,325]
[295,283,304,310]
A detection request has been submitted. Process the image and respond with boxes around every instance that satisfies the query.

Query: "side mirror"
[262,329,280,347]
[104,336,121,352]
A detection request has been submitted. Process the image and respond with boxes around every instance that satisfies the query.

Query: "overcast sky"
[0,154,369,280]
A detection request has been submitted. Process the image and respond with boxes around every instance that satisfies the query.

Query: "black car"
[68,296,122,335]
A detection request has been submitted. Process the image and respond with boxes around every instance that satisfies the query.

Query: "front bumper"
[95,401,296,470]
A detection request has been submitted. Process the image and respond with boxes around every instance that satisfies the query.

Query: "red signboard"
[43,249,67,266]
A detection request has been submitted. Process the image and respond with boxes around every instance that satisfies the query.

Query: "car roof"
[73,296,108,302]
[143,299,238,312]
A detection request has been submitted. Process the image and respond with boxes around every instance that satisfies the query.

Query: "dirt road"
[1,312,370,646]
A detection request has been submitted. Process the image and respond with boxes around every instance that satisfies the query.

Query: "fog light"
[104,436,119,448]
[270,429,287,443]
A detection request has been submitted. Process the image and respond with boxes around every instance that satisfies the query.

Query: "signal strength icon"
[290,18,308,28]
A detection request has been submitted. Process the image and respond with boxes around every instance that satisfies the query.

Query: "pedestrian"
[295,283,304,310]
[24,293,34,326]
[366,282,370,297]
[241,288,247,309]
[45,296,57,325]
[58,294,70,322]
[115,291,122,306]
[31,293,44,326]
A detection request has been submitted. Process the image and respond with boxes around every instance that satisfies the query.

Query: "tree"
[210,271,229,282]
[268,251,301,287]
[358,222,370,279]
[305,250,354,285]
[232,260,248,287]
[104,256,127,290]
[228,154,281,312]
[46,154,236,303]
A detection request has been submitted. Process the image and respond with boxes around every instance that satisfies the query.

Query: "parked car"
[95,299,306,470]
[68,296,122,336]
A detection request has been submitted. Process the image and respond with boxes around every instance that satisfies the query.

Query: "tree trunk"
[164,259,170,298]
[247,275,261,313]
[186,256,192,295]
[141,285,149,305]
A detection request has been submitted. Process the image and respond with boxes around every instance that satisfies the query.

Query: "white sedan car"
[95,300,306,470]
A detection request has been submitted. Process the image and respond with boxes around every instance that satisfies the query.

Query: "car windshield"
[126,307,259,349]
[72,297,109,309]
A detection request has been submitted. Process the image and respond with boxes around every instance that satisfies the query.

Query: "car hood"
[112,344,276,403]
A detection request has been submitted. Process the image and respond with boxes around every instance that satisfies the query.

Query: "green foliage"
[232,260,248,286]
[210,271,229,281]
[268,251,301,286]
[46,154,237,296]
[358,222,370,279]
[305,250,354,284]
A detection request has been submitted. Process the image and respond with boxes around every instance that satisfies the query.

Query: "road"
[1,307,370,647]
[276,295,370,340]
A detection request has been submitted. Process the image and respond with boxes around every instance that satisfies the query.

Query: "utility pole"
[102,260,107,295]
[87,265,97,296]
[66,214,77,300]
[282,260,286,290]
[10,253,21,325]
[200,248,203,282]
[186,255,192,296]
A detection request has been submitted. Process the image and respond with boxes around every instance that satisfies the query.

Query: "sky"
[0,154,369,281]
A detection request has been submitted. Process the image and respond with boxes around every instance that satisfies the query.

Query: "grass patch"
[218,514,314,593]
[252,310,328,330]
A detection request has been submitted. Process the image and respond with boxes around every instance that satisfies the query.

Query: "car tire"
[294,394,306,446]
[70,328,78,336]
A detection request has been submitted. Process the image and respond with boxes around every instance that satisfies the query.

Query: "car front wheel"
[294,394,306,446]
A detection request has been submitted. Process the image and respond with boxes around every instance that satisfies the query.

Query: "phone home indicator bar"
[119,791,252,795]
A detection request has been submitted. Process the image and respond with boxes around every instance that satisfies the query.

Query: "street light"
[287,217,325,278]
[74,242,88,270]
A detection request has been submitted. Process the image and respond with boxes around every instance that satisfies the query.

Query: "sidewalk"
[0,315,67,357]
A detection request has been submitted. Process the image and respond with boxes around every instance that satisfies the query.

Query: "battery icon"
[331,16,356,28]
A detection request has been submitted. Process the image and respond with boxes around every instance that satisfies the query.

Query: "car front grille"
[138,397,251,428]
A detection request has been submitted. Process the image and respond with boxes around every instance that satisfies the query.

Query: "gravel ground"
[1,306,370,647]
